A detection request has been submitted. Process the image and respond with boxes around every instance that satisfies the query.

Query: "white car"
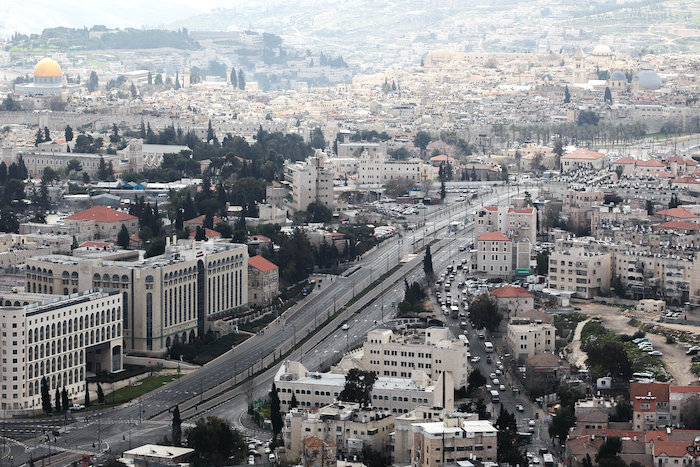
[648,350,663,357]
[516,404,524,412]
[470,356,481,363]
[70,404,85,411]
[499,384,506,391]
[490,373,497,381]
[341,323,349,330]
[493,379,500,386]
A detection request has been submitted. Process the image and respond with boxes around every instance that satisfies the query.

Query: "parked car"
[686,346,700,356]
[516,404,524,412]
[648,351,663,357]
[70,404,85,411]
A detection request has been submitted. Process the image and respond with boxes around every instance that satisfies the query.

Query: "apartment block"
[474,206,537,243]
[356,154,432,185]
[489,285,534,317]
[284,156,335,212]
[0,290,123,412]
[356,328,469,389]
[475,232,513,278]
[25,239,248,355]
[547,246,611,298]
[283,402,394,462]
[410,418,498,467]
[247,255,279,306]
[507,309,556,361]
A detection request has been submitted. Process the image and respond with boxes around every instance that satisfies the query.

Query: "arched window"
[28,347,32,361]
[71,272,78,281]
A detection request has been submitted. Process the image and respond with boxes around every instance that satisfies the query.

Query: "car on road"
[341,323,349,330]
[248,456,255,465]
[492,378,500,385]
[70,404,85,411]
[499,384,506,391]
[516,404,524,412]
[490,372,497,381]
[470,356,480,363]
[648,351,663,357]
[528,420,536,428]
[687,346,700,355]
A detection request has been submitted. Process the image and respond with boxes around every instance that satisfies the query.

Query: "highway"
[6,184,526,465]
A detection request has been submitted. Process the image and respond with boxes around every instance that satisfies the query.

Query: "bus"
[543,453,554,466]
[450,305,459,319]
[484,341,494,353]
[490,390,500,403]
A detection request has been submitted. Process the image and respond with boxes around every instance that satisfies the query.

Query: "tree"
[564,85,571,103]
[604,86,613,104]
[536,251,549,275]
[587,340,632,379]
[97,383,105,404]
[186,416,246,466]
[204,210,214,229]
[553,139,564,169]
[238,69,246,90]
[117,224,130,249]
[62,387,69,413]
[154,73,163,86]
[440,180,446,201]
[66,159,82,177]
[172,405,182,446]
[55,387,62,412]
[549,405,576,444]
[610,400,633,422]
[306,202,332,223]
[110,123,120,144]
[34,128,44,147]
[339,369,377,408]
[383,177,417,198]
[270,383,283,438]
[64,125,73,142]
[680,395,700,429]
[669,193,680,209]
[596,437,623,464]
[290,393,299,409]
[174,71,180,90]
[214,221,233,238]
[88,71,99,92]
[310,127,326,150]
[206,120,215,143]
[423,245,434,277]
[41,377,52,414]
[469,295,502,331]
[147,71,152,85]
[195,225,206,241]
[2,94,21,111]
[466,368,487,396]
[413,131,432,156]
[577,110,600,126]
[85,385,90,407]
[230,67,237,87]
[0,162,6,185]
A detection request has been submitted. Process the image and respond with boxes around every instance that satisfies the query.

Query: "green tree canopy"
[339,369,377,408]
[186,416,246,466]
[468,295,502,331]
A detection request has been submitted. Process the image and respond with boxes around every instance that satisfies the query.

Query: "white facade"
[356,154,431,185]
[476,232,513,278]
[284,157,335,212]
[548,246,611,298]
[0,290,123,412]
[474,206,537,243]
[357,328,469,388]
[507,320,556,361]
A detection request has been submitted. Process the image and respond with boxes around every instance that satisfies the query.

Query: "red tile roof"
[490,285,533,298]
[655,207,698,219]
[526,352,568,368]
[630,382,670,402]
[65,206,137,223]
[670,385,700,394]
[248,235,272,243]
[248,255,278,272]
[477,231,511,242]
[613,157,636,164]
[562,148,604,160]
[672,176,700,184]
[651,171,677,178]
[189,228,221,238]
[184,214,223,226]
[653,221,700,232]
[653,441,696,458]
[483,206,499,212]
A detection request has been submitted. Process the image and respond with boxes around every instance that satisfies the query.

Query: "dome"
[33,58,62,78]
[610,70,626,81]
[591,44,613,56]
[637,69,662,90]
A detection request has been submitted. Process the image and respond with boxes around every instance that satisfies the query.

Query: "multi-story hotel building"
[0,290,123,412]
[25,238,248,355]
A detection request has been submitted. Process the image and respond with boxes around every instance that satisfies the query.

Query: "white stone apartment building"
[355,328,469,389]
[0,290,123,412]
[283,402,394,462]
[474,206,537,243]
[337,141,388,159]
[274,361,454,416]
[392,407,462,465]
[284,156,335,212]
[548,246,611,298]
[410,418,498,467]
[475,232,513,278]
[507,309,556,361]
[117,140,190,172]
[356,154,432,185]
[63,206,139,241]
[560,148,607,172]
[16,150,121,178]
[25,238,248,355]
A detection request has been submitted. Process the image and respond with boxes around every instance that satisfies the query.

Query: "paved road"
[6,185,523,465]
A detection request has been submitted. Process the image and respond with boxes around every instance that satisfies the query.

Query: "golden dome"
[34,58,62,78]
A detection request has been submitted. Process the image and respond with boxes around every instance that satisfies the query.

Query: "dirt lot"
[572,303,699,385]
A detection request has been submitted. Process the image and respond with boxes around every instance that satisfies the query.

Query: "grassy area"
[106,374,182,404]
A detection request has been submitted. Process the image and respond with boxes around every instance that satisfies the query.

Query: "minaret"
[573,47,586,84]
